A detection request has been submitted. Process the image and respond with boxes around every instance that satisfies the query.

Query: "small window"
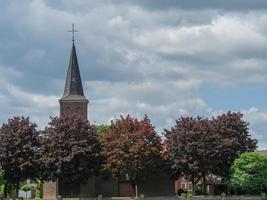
[181,182,186,189]
[188,183,193,191]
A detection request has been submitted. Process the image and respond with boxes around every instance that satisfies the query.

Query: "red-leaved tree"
[0,116,41,197]
[165,112,257,194]
[211,112,257,180]
[41,114,101,184]
[100,115,162,196]
[164,116,214,194]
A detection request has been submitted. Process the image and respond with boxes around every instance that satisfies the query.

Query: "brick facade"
[59,101,88,119]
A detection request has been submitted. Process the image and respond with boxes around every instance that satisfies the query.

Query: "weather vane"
[68,23,78,43]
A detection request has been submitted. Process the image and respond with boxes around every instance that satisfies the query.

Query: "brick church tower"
[59,42,88,119]
[43,32,88,199]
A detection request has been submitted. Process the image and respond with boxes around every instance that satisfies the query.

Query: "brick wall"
[60,101,88,119]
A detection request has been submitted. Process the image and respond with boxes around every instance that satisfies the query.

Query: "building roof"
[258,150,267,154]
[60,43,88,102]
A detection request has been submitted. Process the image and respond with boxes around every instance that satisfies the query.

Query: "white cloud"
[242,107,267,150]
[6,85,58,109]
[243,107,267,125]
[86,80,208,133]
[133,16,266,54]
[0,79,58,128]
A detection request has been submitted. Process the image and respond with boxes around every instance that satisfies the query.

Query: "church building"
[43,26,175,198]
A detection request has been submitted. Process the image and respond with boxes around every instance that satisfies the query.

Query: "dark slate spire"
[60,43,87,101]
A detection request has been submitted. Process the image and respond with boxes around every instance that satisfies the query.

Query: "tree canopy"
[100,115,162,192]
[41,114,101,184]
[96,124,110,136]
[164,112,257,193]
[164,116,215,193]
[0,111,259,196]
[230,152,267,194]
[0,169,5,194]
[0,116,41,189]
[211,112,257,179]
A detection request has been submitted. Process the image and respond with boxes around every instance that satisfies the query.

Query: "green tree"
[20,180,42,199]
[0,169,5,197]
[230,152,267,194]
[96,124,110,135]
[20,181,35,199]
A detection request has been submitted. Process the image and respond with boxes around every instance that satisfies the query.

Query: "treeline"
[0,112,259,197]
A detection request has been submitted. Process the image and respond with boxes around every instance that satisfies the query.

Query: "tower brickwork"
[59,43,88,119]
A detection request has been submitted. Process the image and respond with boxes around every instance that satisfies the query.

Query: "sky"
[0,0,266,149]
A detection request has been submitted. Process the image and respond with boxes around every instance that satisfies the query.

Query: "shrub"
[195,188,207,195]
[177,188,187,196]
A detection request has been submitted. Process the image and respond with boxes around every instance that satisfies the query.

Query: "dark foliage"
[41,114,101,184]
[211,112,257,179]
[0,116,41,194]
[195,187,207,195]
[177,188,187,196]
[164,116,214,193]
[164,112,257,193]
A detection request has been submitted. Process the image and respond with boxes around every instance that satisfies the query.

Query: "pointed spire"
[60,43,87,101]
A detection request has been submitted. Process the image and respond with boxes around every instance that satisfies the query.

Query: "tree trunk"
[3,183,7,198]
[15,182,20,199]
[202,173,206,194]
[222,176,229,195]
[135,184,138,198]
[130,181,137,198]
[192,176,195,195]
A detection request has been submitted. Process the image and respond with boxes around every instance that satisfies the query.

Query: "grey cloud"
[118,0,267,11]
[44,0,267,11]
[0,0,266,148]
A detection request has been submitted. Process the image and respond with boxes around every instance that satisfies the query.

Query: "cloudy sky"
[0,0,266,149]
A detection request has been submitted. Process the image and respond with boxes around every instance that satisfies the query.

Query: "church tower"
[43,25,88,200]
[59,35,88,119]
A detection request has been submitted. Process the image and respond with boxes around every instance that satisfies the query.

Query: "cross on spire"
[68,23,78,44]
